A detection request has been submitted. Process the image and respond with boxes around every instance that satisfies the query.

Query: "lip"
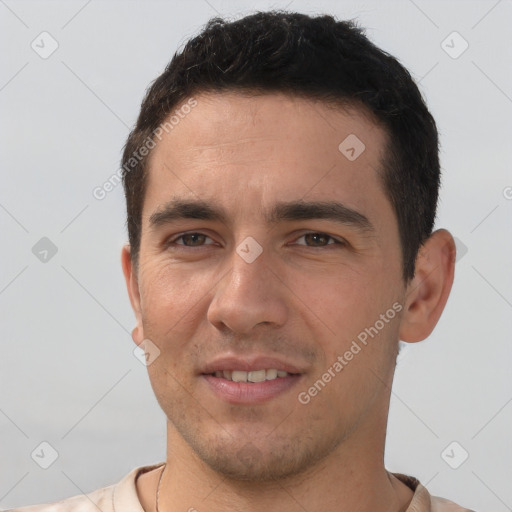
[200,355,305,375]
[200,354,307,405]
[202,373,304,404]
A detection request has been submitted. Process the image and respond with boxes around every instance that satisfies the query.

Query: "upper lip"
[201,355,306,375]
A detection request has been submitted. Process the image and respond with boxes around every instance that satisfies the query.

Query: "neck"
[154,419,413,512]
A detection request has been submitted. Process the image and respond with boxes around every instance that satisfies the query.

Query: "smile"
[207,369,293,382]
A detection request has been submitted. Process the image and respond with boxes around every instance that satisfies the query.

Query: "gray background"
[1,0,511,510]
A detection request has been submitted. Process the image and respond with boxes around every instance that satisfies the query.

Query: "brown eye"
[169,233,214,247]
[295,232,344,247]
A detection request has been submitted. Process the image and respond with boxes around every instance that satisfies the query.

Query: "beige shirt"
[6,462,474,512]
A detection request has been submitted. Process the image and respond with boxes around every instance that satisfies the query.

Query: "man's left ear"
[399,229,456,343]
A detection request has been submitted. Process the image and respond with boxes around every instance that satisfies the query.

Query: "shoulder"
[4,463,164,512]
[430,495,476,512]
[391,472,475,512]
[4,483,115,512]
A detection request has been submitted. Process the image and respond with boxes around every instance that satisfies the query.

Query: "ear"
[121,244,145,345]
[399,229,456,343]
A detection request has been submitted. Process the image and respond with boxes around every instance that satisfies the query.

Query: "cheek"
[137,259,242,381]
[302,266,371,321]
[137,262,208,361]
[296,272,401,421]
[140,260,211,320]
[295,262,401,361]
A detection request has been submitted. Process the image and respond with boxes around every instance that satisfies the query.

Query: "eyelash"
[166,232,346,249]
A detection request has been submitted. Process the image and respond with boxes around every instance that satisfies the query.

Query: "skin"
[121,91,456,512]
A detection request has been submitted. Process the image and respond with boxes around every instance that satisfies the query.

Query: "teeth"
[248,369,266,382]
[231,370,247,382]
[212,369,291,382]
[266,368,278,380]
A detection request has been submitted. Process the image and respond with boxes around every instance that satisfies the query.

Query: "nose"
[207,246,288,334]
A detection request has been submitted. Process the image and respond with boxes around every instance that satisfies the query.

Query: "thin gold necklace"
[155,463,166,512]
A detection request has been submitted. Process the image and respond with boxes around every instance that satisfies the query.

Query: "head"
[121,11,455,481]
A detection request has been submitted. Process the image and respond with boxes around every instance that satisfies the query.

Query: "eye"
[293,232,346,247]
[166,231,345,249]
[167,232,216,247]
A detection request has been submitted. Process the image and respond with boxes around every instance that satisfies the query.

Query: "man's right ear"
[121,244,144,345]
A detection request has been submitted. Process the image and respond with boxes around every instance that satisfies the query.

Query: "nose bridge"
[207,235,288,332]
[229,236,271,297]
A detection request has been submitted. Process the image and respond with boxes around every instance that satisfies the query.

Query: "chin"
[186,431,331,482]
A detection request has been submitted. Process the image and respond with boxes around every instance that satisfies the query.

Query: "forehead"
[143,91,392,229]
[152,91,386,160]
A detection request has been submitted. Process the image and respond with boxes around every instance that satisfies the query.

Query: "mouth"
[200,357,305,404]
[204,368,298,383]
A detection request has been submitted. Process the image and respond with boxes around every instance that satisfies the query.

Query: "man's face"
[127,92,408,480]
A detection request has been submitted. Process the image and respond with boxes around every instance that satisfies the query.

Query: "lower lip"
[202,374,302,404]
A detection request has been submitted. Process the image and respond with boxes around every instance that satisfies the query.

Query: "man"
[12,10,474,512]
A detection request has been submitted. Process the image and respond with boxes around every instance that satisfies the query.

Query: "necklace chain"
[155,463,166,512]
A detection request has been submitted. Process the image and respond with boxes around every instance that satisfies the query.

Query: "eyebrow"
[148,198,374,233]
